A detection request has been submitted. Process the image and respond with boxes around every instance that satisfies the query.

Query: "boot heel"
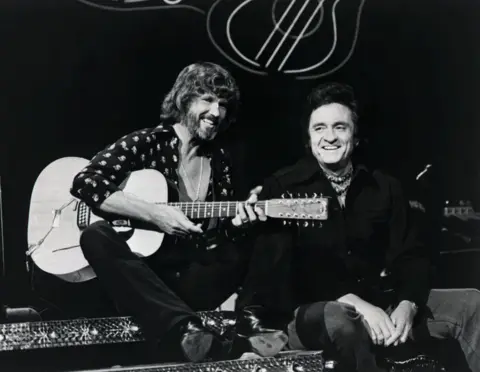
[246,330,289,357]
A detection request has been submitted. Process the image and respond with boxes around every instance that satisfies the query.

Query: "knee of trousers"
[323,302,365,342]
[79,221,118,260]
[462,289,480,322]
[295,301,365,350]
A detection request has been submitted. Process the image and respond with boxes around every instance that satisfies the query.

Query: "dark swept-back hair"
[301,82,359,146]
[160,62,240,126]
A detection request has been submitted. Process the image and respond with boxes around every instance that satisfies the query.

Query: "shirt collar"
[294,152,370,183]
[152,123,217,158]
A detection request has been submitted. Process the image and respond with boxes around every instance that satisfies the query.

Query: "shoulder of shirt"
[370,168,400,183]
[369,168,404,195]
[268,156,318,187]
[118,124,174,140]
[152,123,174,135]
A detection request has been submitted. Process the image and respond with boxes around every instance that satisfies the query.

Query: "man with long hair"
[70,62,287,363]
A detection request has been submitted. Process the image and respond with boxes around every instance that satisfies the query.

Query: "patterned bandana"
[323,163,354,201]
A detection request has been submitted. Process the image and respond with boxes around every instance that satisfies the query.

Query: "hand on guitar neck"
[231,185,267,228]
[99,190,204,237]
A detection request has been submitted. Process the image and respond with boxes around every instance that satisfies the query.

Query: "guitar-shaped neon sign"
[75,0,367,80]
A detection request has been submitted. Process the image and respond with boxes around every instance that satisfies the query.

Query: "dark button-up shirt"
[254,153,432,311]
[70,124,245,265]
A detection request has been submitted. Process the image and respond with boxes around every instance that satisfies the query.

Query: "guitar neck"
[166,201,267,219]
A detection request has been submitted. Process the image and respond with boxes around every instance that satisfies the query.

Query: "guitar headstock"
[265,193,329,227]
[444,200,479,221]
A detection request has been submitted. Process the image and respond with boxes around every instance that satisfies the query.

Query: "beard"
[185,111,219,142]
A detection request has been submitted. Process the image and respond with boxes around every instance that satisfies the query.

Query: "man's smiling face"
[308,102,355,170]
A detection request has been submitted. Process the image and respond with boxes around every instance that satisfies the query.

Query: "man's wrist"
[337,293,367,313]
[399,300,418,315]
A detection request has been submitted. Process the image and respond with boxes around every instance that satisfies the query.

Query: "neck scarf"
[323,163,353,205]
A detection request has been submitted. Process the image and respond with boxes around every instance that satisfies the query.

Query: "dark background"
[0,0,479,314]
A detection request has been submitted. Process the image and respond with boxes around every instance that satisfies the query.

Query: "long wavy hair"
[160,62,240,127]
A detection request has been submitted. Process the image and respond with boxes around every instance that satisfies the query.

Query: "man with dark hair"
[70,62,287,363]
[240,82,480,371]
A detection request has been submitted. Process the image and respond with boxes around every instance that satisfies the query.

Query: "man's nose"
[323,128,337,142]
[209,102,220,117]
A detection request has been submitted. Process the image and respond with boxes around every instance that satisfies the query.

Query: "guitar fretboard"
[166,201,267,219]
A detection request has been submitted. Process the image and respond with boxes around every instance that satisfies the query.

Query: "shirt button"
[175,272,181,279]
[347,250,352,255]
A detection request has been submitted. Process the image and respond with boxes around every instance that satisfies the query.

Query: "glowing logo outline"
[75,0,367,80]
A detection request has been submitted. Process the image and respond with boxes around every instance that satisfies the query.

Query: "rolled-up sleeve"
[70,129,157,208]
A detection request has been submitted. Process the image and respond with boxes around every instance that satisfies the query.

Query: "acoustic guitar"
[26,157,328,283]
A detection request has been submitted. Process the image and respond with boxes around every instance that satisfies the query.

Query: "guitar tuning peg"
[303,221,309,228]
[281,193,285,199]
[283,220,287,225]
[296,221,300,226]
[313,193,318,198]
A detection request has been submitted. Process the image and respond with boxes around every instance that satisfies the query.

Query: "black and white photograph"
[1,0,479,371]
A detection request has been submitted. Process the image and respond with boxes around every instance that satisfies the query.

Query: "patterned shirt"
[70,124,246,264]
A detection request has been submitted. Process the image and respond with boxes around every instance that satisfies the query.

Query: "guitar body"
[27,157,167,283]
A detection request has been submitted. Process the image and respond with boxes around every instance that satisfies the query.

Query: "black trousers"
[289,291,480,372]
[79,221,248,343]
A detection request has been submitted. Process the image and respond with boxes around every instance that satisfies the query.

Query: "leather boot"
[179,319,231,362]
[233,306,289,358]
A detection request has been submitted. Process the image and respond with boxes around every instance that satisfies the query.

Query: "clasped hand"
[359,300,416,347]
[149,186,266,236]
